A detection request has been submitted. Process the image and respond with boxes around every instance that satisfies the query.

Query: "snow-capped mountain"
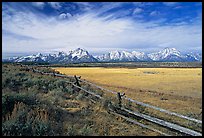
[96,47,202,62]
[184,53,202,62]
[3,47,202,63]
[7,53,46,63]
[68,48,97,62]
[132,51,151,61]
[147,47,184,61]
[96,51,134,61]
[4,48,97,63]
[96,51,151,62]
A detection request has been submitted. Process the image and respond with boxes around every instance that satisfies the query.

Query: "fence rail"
[121,108,202,136]
[109,109,171,136]
[78,78,202,124]
[19,64,202,136]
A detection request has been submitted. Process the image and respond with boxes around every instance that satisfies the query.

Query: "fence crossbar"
[79,78,202,124]
[65,81,103,99]
[123,97,202,124]
[109,110,170,136]
[20,64,202,124]
[121,107,202,136]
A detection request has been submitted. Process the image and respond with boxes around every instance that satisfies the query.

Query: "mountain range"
[3,47,202,63]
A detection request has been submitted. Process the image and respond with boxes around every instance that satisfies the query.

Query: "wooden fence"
[19,64,202,136]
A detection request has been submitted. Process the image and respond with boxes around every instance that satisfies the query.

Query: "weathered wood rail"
[78,78,202,124]
[65,80,103,99]
[109,109,171,136]
[19,64,202,136]
[121,108,202,136]
[123,97,202,124]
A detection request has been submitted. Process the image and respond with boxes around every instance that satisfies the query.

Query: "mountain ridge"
[3,47,202,63]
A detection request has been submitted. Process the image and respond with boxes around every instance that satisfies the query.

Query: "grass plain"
[3,64,160,136]
[2,63,202,135]
[54,67,202,117]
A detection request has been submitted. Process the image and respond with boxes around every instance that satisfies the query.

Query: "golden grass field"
[53,67,202,116]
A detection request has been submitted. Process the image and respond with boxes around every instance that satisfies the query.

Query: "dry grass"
[53,67,202,115]
[3,64,169,136]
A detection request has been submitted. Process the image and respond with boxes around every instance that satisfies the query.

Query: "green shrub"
[2,112,51,136]
[2,120,32,136]
[34,121,50,136]
[79,125,93,136]
[80,106,92,116]
[76,93,85,101]
[101,98,112,110]
[136,104,146,113]
[66,125,77,136]
[124,100,132,110]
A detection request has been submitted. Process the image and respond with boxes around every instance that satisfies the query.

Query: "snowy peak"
[185,52,202,61]
[5,48,97,63]
[35,53,43,57]
[66,48,97,62]
[121,51,133,58]
[3,47,202,63]
[57,51,67,56]
[147,47,182,61]
[109,51,121,60]
[96,50,149,61]
[131,51,149,60]
[96,50,122,61]
[96,47,201,62]
[70,48,90,59]
[96,51,124,61]
[162,47,181,56]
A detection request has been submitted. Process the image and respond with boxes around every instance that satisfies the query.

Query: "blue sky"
[2,2,202,58]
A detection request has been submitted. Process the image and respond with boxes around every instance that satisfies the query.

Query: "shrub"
[33,121,50,136]
[66,125,80,136]
[80,106,92,116]
[2,120,32,136]
[23,76,35,88]
[49,88,63,97]
[2,112,51,136]
[15,72,27,77]
[79,125,93,136]
[136,104,146,113]
[76,93,85,101]
[124,100,132,110]
[101,98,112,110]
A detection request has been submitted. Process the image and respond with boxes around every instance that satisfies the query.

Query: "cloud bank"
[2,2,202,58]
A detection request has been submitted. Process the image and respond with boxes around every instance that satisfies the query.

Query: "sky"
[2,2,202,58]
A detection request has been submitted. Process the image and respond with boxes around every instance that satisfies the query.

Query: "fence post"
[117,92,122,108]
[74,75,81,87]
[72,75,81,93]
[32,68,35,73]
[117,92,125,108]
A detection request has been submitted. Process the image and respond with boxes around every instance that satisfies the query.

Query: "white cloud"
[32,2,45,9]
[174,6,183,9]
[47,2,62,9]
[133,8,143,14]
[73,2,94,12]
[2,6,202,55]
[59,13,72,19]
[163,2,178,7]
[150,11,160,16]
[133,2,154,7]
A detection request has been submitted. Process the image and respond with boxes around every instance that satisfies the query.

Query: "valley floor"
[2,64,162,136]
[54,67,202,117]
[2,64,202,136]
